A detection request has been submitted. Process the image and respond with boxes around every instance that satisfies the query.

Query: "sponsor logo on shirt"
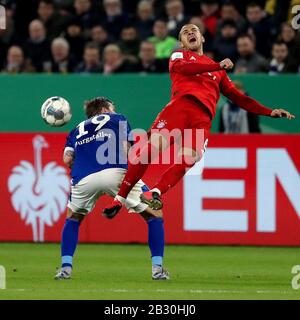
[171,52,183,61]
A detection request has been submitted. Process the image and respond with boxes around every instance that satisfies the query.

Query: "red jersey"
[169,50,272,118]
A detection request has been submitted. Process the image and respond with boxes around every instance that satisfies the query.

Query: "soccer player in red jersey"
[103,23,295,218]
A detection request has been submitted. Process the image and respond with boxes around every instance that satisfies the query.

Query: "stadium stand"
[0,0,299,74]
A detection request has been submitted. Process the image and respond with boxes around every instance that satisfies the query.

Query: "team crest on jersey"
[157,120,167,129]
[190,56,196,61]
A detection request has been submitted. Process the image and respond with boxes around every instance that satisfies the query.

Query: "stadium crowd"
[0,0,300,74]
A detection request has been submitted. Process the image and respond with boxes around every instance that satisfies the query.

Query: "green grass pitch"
[0,243,300,300]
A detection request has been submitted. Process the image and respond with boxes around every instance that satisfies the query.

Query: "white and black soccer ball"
[41,96,72,127]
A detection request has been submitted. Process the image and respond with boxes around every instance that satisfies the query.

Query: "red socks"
[118,141,197,199]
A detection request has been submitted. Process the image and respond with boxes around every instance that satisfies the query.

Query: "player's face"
[179,24,204,52]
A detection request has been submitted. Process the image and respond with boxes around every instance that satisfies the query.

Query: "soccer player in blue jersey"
[55,97,169,281]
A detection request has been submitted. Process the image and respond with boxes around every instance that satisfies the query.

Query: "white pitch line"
[2,288,296,295]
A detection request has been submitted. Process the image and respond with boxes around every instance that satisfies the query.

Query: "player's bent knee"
[193,151,201,163]
[141,208,163,221]
[179,147,201,165]
[152,209,163,218]
[67,208,85,223]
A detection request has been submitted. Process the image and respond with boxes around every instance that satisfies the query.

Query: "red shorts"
[150,95,212,154]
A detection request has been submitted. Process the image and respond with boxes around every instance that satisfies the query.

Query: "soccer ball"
[41,96,72,127]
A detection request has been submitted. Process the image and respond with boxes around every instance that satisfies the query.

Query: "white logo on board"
[8,135,70,242]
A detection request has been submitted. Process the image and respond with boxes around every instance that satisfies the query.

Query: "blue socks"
[61,218,80,268]
[61,217,164,269]
[147,217,164,267]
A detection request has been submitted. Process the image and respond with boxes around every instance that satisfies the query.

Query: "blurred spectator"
[216,2,247,36]
[152,0,168,17]
[25,20,51,72]
[121,0,140,15]
[12,0,39,42]
[246,2,274,57]
[200,0,220,36]
[235,34,268,73]
[102,44,136,74]
[269,41,298,74]
[148,19,177,58]
[73,0,98,30]
[53,0,75,14]
[2,0,300,74]
[135,41,168,73]
[3,45,33,73]
[213,19,238,62]
[102,0,130,40]
[118,26,140,63]
[0,40,6,70]
[37,0,70,40]
[278,22,300,65]
[90,25,112,55]
[165,0,189,38]
[64,21,86,61]
[49,37,77,73]
[135,0,155,40]
[0,6,15,69]
[76,42,102,73]
[180,0,205,16]
[219,81,261,133]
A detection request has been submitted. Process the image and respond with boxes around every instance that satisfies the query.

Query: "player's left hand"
[219,58,234,70]
[270,109,295,120]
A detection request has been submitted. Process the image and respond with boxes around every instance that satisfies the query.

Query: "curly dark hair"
[84,97,114,118]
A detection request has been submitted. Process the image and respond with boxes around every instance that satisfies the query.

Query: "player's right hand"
[220,58,234,70]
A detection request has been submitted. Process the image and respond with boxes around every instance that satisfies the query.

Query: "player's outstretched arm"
[220,74,295,119]
[222,85,272,116]
[224,86,296,119]
[171,53,234,76]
